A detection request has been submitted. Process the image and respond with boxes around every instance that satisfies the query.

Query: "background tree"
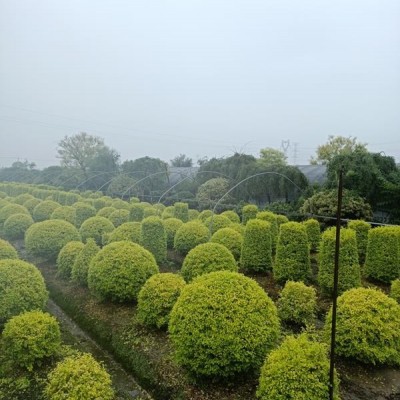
[258,148,287,167]
[170,154,193,167]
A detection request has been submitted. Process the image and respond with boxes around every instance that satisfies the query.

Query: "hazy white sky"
[1,0,399,168]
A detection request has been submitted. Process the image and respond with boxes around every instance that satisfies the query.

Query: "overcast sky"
[1,0,399,168]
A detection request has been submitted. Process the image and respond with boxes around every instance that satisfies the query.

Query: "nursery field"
[1,182,400,400]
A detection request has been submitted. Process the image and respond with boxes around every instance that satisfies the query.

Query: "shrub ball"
[0,238,18,260]
[3,212,34,240]
[79,216,114,245]
[56,240,84,279]
[174,220,210,255]
[210,227,243,261]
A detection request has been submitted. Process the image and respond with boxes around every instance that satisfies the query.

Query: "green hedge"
[0,238,19,260]
[137,273,186,329]
[169,271,280,378]
[365,226,400,283]
[161,206,175,220]
[256,211,279,253]
[162,218,183,249]
[0,259,48,324]
[140,216,167,263]
[241,204,258,224]
[257,334,340,400]
[181,242,237,282]
[174,220,210,255]
[274,222,311,283]
[32,200,60,222]
[129,203,145,222]
[88,241,159,302]
[324,288,400,365]
[318,228,361,295]
[79,216,114,245]
[25,220,81,261]
[210,227,243,261]
[302,218,321,252]
[173,202,189,222]
[347,219,371,264]
[56,241,84,279]
[71,239,100,286]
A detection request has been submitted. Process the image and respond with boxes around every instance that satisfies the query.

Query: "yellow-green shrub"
[0,203,30,225]
[45,353,114,400]
[111,198,130,210]
[221,210,240,224]
[188,209,199,220]
[198,209,213,222]
[96,206,116,219]
[0,238,18,259]
[79,216,114,245]
[391,279,400,303]
[276,214,289,226]
[143,207,158,218]
[32,200,60,222]
[23,198,41,214]
[324,288,400,365]
[241,204,258,224]
[174,202,189,222]
[257,334,340,400]
[174,220,210,255]
[347,219,371,264]
[204,214,232,234]
[210,227,243,261]
[129,203,145,222]
[181,242,237,282]
[105,222,141,244]
[13,193,35,205]
[72,201,96,227]
[163,217,183,249]
[88,241,159,302]
[3,213,34,240]
[56,241,84,279]
[140,216,167,263]
[50,206,76,226]
[25,220,80,261]
[257,211,279,253]
[0,259,48,324]
[2,311,61,371]
[137,273,186,329]
[274,222,311,283]
[108,209,129,227]
[161,205,175,219]
[302,218,321,252]
[71,239,100,286]
[169,271,280,378]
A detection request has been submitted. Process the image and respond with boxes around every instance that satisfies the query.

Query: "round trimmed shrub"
[45,353,114,400]
[108,209,130,227]
[111,198,130,210]
[23,197,42,214]
[276,214,289,226]
[198,209,213,222]
[348,219,371,264]
[210,227,243,261]
[32,200,60,222]
[169,271,280,378]
[174,202,189,222]
[221,210,240,224]
[163,217,183,249]
[391,279,400,303]
[71,239,100,286]
[204,214,232,234]
[318,228,361,295]
[241,204,258,224]
[174,220,210,255]
[0,238,18,259]
[188,209,200,220]
[161,206,175,219]
[0,203,30,224]
[324,288,400,365]
[365,226,400,283]
[181,242,237,282]
[277,281,317,326]
[0,259,48,324]
[96,206,116,219]
[50,206,76,225]
[88,241,159,302]
[105,222,142,244]
[2,310,61,371]
[143,207,157,218]
[25,220,80,261]
[257,334,340,400]
[140,216,167,263]
[13,193,35,205]
[137,273,186,329]
[72,201,96,227]
[302,218,321,252]
[257,211,279,253]
[240,219,272,272]
[79,216,114,245]
[56,241,84,279]
[92,197,107,211]
[4,213,34,240]
[129,203,145,222]
[274,222,311,283]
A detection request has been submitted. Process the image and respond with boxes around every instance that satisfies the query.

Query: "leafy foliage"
[204,214,233,235]
[173,202,189,222]
[0,203,30,225]
[162,218,183,249]
[50,206,76,225]
[220,210,240,223]
[105,221,142,245]
[210,227,243,261]
[169,271,280,378]
[256,211,279,252]
[196,178,230,210]
[56,241,84,279]
[140,216,167,263]
[241,204,258,224]
[302,218,320,252]
[0,239,18,260]
[108,208,129,227]
[32,200,60,222]
[391,279,400,303]
[72,201,96,227]
[79,216,114,245]
[3,213,34,240]
[174,220,210,255]
[71,239,100,286]
[347,219,370,264]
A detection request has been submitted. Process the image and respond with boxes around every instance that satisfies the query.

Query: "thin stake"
[329,166,344,399]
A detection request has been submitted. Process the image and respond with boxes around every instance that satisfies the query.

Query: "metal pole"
[329,166,344,400]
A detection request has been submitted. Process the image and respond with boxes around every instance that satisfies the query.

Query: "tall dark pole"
[329,166,344,400]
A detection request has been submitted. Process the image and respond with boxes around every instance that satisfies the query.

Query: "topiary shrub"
[0,238,18,260]
[277,281,317,326]
[256,334,340,400]
[324,288,400,365]
[143,207,158,218]
[169,271,280,378]
[3,213,33,240]
[25,220,80,261]
[240,219,272,272]
[2,310,61,371]
[174,220,210,255]
[88,241,159,302]
[23,197,42,214]
[45,352,114,400]
[188,209,200,221]
[221,210,240,224]
[163,218,183,249]
[318,227,361,295]
[96,206,117,219]
[161,205,175,219]
[140,216,167,263]
[302,218,321,252]
[174,202,189,222]
[276,214,289,226]
[32,200,60,222]
[347,219,371,264]
[50,206,77,226]
[198,209,213,223]
[12,193,35,205]
[108,209,130,227]
[241,204,258,224]
[181,242,237,282]
[0,203,30,225]
[137,273,186,329]
[204,214,233,235]
[257,211,279,253]
[274,222,311,283]
[210,227,243,261]
[0,259,48,324]
[111,198,130,210]
[72,201,96,227]
[105,222,142,245]
[71,239,100,286]
[79,216,114,245]
[56,241,84,279]
[129,203,145,222]
[391,279,400,303]
[365,226,400,283]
